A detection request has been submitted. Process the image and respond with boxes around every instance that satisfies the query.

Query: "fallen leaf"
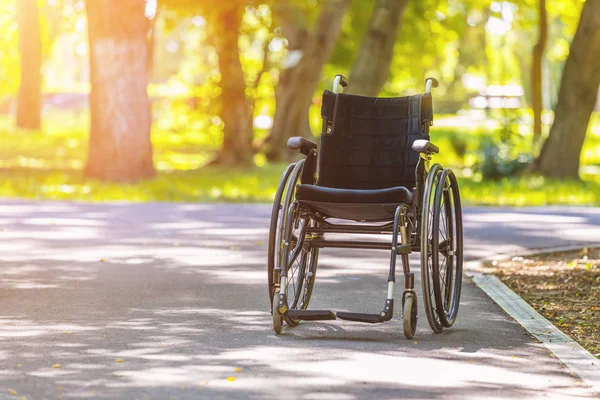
[115,359,124,363]
[100,259,105,262]
[9,389,17,395]
[17,364,22,368]
[56,387,62,391]
[52,364,61,368]
[234,367,242,372]
[19,397,26,400]
[226,376,236,382]
[63,331,73,334]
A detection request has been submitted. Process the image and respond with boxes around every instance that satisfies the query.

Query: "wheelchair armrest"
[412,139,439,155]
[287,137,317,156]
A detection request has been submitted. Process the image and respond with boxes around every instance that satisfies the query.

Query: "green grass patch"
[458,174,600,206]
[0,166,284,202]
[0,112,599,205]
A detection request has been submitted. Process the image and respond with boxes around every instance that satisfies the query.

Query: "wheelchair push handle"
[333,74,348,94]
[425,77,439,93]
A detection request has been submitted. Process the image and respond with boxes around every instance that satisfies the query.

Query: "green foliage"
[0,113,599,205]
[1,0,597,201]
[475,143,532,180]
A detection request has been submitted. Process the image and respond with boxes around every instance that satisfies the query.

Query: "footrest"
[336,312,383,324]
[286,309,337,321]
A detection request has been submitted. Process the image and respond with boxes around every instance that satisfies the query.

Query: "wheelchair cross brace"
[278,204,415,324]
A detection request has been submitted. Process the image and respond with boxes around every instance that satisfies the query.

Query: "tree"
[207,4,254,166]
[16,0,42,130]
[85,0,155,181]
[536,0,600,179]
[262,0,350,162]
[346,0,409,96]
[160,0,255,166]
[531,0,547,144]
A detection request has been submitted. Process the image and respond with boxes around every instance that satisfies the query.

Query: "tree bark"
[207,5,254,166]
[346,0,409,96]
[262,0,350,162]
[16,0,42,130]
[531,0,547,143]
[148,11,158,79]
[85,0,155,182]
[536,0,600,179]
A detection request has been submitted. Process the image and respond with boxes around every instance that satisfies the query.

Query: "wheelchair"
[267,75,463,339]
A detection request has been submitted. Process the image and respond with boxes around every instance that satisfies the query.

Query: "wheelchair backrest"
[318,90,433,190]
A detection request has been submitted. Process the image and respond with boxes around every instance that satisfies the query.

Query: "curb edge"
[465,244,600,395]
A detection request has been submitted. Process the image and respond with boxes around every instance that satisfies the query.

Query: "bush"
[476,142,532,180]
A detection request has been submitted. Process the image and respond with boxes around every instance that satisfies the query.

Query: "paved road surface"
[0,201,599,399]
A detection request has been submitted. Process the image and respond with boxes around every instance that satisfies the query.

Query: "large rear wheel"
[267,163,296,312]
[431,168,463,328]
[420,164,444,333]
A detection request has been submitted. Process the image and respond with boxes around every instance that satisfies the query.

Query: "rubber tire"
[272,291,283,335]
[432,169,463,328]
[268,164,296,312]
[420,164,444,333]
[403,293,418,339]
[274,161,304,325]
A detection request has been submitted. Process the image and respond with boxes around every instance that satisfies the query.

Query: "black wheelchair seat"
[296,184,412,204]
[296,184,412,221]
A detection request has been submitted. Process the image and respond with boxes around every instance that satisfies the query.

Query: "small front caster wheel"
[403,292,418,339]
[272,291,283,335]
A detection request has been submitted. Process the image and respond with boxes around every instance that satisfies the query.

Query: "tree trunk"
[262,0,350,162]
[85,0,155,182]
[208,6,254,166]
[16,0,42,130]
[148,11,158,79]
[346,0,409,96]
[536,0,600,179]
[531,0,547,143]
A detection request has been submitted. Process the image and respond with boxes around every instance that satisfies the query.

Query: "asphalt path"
[0,201,599,399]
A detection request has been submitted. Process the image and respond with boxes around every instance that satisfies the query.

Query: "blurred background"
[0,0,598,205]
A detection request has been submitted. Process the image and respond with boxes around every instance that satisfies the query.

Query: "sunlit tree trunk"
[531,0,547,144]
[16,0,42,130]
[85,0,155,182]
[536,0,600,179]
[262,0,350,162]
[148,11,158,78]
[346,0,409,96]
[208,5,254,166]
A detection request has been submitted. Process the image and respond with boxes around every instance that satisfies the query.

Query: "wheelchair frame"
[268,76,463,339]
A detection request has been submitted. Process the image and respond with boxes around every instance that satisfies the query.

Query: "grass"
[0,111,599,205]
[458,175,600,206]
